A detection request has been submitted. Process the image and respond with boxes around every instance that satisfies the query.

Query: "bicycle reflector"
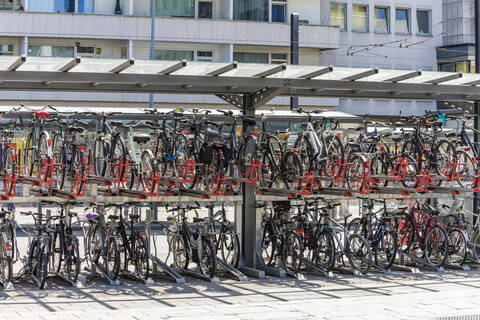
[5,241,11,250]
[140,232,145,237]
[293,149,300,153]
[79,145,87,150]
[251,131,259,137]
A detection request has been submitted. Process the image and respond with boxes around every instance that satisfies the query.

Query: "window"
[352,4,368,31]
[77,46,94,54]
[197,51,213,62]
[0,44,13,56]
[155,0,194,18]
[198,1,213,18]
[456,61,468,73]
[78,0,93,13]
[272,0,286,23]
[395,8,409,33]
[154,50,194,61]
[330,3,346,30]
[233,0,268,21]
[438,63,452,72]
[233,52,269,64]
[29,0,74,12]
[28,45,74,57]
[417,9,431,34]
[270,53,287,64]
[374,7,389,32]
[0,0,13,10]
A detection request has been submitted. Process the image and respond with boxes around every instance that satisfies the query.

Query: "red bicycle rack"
[181,158,196,184]
[447,157,462,181]
[148,172,162,197]
[332,158,348,184]
[298,171,315,195]
[392,157,408,182]
[358,161,373,194]
[212,173,226,196]
[415,169,431,193]
[245,159,261,183]
[2,173,17,199]
[41,157,54,184]
[114,158,129,184]
[73,155,89,197]
[472,170,480,192]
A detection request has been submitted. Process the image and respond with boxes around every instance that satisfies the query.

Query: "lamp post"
[149,0,155,109]
[474,0,479,215]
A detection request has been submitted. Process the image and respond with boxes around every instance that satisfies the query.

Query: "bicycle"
[0,208,16,283]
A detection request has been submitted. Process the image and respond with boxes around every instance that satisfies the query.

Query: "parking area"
[1,269,480,320]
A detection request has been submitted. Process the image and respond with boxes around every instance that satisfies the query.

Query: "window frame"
[196,50,214,62]
[270,53,288,64]
[374,6,390,33]
[416,9,432,36]
[330,2,347,31]
[352,3,369,33]
[271,0,287,23]
[0,44,14,56]
[395,7,411,35]
[197,0,213,19]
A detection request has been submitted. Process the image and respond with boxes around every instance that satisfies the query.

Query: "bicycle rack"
[119,270,154,285]
[255,253,286,278]
[300,257,332,278]
[368,262,392,275]
[149,255,185,284]
[447,157,462,181]
[215,257,248,281]
[245,159,261,183]
[54,272,85,288]
[0,172,17,200]
[211,173,226,196]
[397,251,445,272]
[358,162,373,194]
[392,157,409,182]
[180,267,219,283]
[85,263,121,286]
[415,169,431,193]
[181,158,196,184]
[297,171,315,195]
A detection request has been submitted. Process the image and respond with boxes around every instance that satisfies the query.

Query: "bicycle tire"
[325,134,345,182]
[424,226,448,267]
[442,214,460,229]
[170,233,189,270]
[104,236,120,280]
[108,134,127,182]
[455,150,476,188]
[399,155,419,188]
[51,229,62,274]
[93,138,107,177]
[374,229,398,270]
[314,229,336,271]
[140,149,156,193]
[0,235,12,283]
[283,231,304,273]
[37,242,49,289]
[199,238,216,278]
[447,228,467,266]
[345,153,367,191]
[470,232,480,262]
[281,150,304,190]
[65,235,80,283]
[346,233,372,275]
[24,131,35,177]
[2,148,15,195]
[218,226,240,268]
[133,234,150,280]
[433,139,457,185]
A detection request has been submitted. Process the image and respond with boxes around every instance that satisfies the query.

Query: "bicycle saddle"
[355,126,365,131]
[108,215,120,221]
[446,132,456,138]
[362,199,374,210]
[86,213,100,220]
[205,203,215,209]
[67,126,85,134]
[429,210,440,216]
[68,212,78,217]
[166,215,174,222]
[193,217,204,223]
[0,211,7,219]
[133,134,151,143]
[391,134,403,141]
[35,111,50,119]
[380,129,393,138]
[130,214,140,221]
[432,121,443,127]
[342,212,352,219]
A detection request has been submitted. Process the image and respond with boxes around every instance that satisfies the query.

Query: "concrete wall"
[442,0,475,46]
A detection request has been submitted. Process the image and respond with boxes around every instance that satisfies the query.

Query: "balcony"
[0,11,339,49]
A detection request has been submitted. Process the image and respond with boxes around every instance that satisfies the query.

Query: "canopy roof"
[0,56,479,107]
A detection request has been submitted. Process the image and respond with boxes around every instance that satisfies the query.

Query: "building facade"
[0,0,442,115]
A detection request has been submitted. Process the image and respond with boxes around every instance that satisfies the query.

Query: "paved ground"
[1,268,480,320]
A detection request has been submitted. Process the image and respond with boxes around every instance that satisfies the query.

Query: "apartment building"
[0,0,441,115]
[437,0,475,73]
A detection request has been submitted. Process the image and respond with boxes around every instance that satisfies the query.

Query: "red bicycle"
[397,201,448,267]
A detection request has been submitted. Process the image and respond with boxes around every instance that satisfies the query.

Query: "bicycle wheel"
[346,233,372,275]
[24,132,35,176]
[456,150,476,188]
[53,146,66,190]
[281,150,303,190]
[28,239,39,276]
[65,235,80,283]
[424,226,448,267]
[294,133,315,173]
[104,236,120,280]
[471,232,480,262]
[37,241,49,289]
[442,214,460,229]
[3,148,15,195]
[173,134,190,188]
[258,153,274,188]
[400,155,419,188]
[283,231,303,273]
[51,229,62,274]
[170,233,189,270]
[199,238,216,278]
[447,228,467,266]
[433,139,457,185]
[218,226,240,268]
[261,225,276,265]
[93,139,107,177]
[133,234,150,280]
[140,150,156,193]
[325,135,345,183]
[108,134,127,182]
[0,235,12,283]
[370,154,388,187]
[86,224,102,264]
[65,147,84,192]
[398,215,416,253]
[345,154,366,190]
[313,229,336,271]
[374,229,398,270]
[347,218,362,234]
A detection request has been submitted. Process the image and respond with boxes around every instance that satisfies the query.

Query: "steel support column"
[241,98,258,268]
[290,13,299,110]
[474,0,480,216]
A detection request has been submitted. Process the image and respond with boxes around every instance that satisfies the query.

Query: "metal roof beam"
[109,59,134,74]
[342,68,378,81]
[216,93,244,108]
[299,66,333,79]
[207,62,237,76]
[58,57,81,72]
[7,56,26,71]
[254,64,286,78]
[158,60,187,75]
[384,70,422,83]
[248,87,285,110]
[424,73,462,84]
[461,79,480,86]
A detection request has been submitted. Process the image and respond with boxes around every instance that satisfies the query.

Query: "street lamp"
[114,0,122,14]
